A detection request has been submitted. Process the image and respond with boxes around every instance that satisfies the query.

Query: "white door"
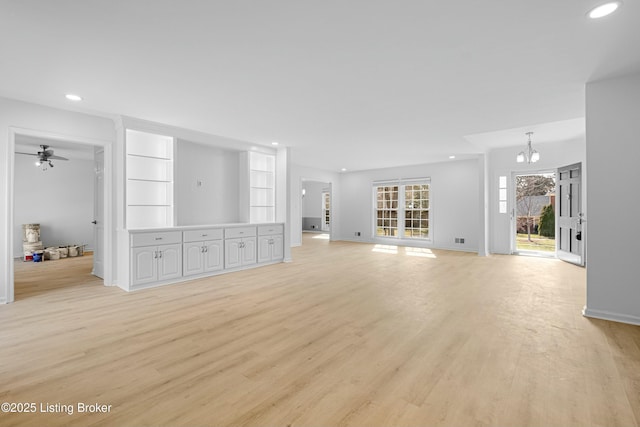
[183,241,204,276]
[157,243,182,281]
[557,163,584,265]
[322,191,330,231]
[242,237,257,265]
[257,236,272,263]
[225,238,242,269]
[131,246,157,286]
[92,148,104,278]
[203,240,223,272]
[271,234,284,260]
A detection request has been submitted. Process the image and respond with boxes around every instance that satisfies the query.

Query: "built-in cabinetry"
[258,224,284,263]
[130,231,182,287]
[128,223,283,290]
[126,130,174,229]
[224,226,257,269]
[240,151,276,223]
[183,228,224,277]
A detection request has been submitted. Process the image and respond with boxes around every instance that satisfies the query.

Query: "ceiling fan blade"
[15,152,38,156]
[48,155,68,160]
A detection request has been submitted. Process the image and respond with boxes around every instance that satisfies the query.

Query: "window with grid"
[374,179,430,240]
[375,186,399,237]
[404,184,430,238]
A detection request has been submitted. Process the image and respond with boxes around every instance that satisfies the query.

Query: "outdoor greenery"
[516,233,555,252]
[516,174,555,242]
[538,204,555,238]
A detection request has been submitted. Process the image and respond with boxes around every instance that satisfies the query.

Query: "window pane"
[499,176,507,188]
[499,188,507,201]
[499,201,507,214]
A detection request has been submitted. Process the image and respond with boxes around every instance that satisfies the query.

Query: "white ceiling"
[1,1,639,171]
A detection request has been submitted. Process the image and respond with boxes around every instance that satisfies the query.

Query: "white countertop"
[127,222,283,233]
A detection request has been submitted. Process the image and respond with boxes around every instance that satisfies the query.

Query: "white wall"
[0,97,116,303]
[302,181,326,218]
[338,159,480,252]
[176,139,239,225]
[488,137,586,254]
[584,72,640,325]
[13,154,94,256]
[290,164,341,247]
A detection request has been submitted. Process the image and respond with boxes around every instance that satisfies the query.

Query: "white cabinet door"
[183,241,204,277]
[204,240,223,272]
[131,246,157,286]
[271,234,284,260]
[242,237,257,265]
[225,238,242,269]
[158,243,182,281]
[257,236,272,263]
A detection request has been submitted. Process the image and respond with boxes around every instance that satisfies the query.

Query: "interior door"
[322,191,330,231]
[557,163,584,265]
[92,148,104,278]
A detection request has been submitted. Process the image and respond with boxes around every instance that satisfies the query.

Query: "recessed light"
[588,1,622,19]
[449,155,456,159]
[341,168,347,172]
[271,142,279,146]
[65,93,83,101]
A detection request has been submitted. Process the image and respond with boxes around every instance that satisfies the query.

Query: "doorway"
[513,172,556,255]
[301,179,331,243]
[6,127,112,303]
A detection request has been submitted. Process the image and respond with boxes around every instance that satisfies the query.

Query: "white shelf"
[126,129,174,229]
[248,152,275,224]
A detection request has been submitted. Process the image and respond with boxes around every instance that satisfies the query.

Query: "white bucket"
[58,247,69,258]
[48,249,60,260]
[22,224,41,243]
[68,246,79,257]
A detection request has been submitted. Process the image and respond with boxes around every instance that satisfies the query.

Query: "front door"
[557,163,584,265]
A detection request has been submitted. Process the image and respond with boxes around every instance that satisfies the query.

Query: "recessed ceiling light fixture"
[449,155,456,159]
[271,141,279,146]
[341,168,347,172]
[65,93,83,101]
[588,1,622,19]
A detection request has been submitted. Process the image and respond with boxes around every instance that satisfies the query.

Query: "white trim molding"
[582,306,640,326]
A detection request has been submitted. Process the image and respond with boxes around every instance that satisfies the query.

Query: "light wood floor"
[2,235,639,427]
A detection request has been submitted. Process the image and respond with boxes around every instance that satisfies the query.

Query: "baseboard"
[582,306,640,326]
[335,238,479,254]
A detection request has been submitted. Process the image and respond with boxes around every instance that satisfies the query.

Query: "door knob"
[91,220,97,224]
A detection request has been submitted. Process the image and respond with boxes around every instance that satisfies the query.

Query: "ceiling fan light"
[35,161,41,167]
[516,152,525,163]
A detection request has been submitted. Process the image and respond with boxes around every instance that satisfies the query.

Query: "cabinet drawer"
[258,224,283,236]
[225,226,257,239]
[131,231,181,247]
[183,228,223,242]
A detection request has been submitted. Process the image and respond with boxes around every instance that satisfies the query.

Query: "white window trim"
[372,178,432,243]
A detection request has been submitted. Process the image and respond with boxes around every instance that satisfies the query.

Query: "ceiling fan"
[16,144,69,170]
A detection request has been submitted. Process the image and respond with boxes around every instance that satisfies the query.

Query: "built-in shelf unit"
[126,129,175,229]
[241,151,276,223]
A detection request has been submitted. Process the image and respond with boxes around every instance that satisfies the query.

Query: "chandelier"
[516,132,540,164]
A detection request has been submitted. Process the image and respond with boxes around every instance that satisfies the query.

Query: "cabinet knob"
[155,237,163,240]
[202,234,208,237]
